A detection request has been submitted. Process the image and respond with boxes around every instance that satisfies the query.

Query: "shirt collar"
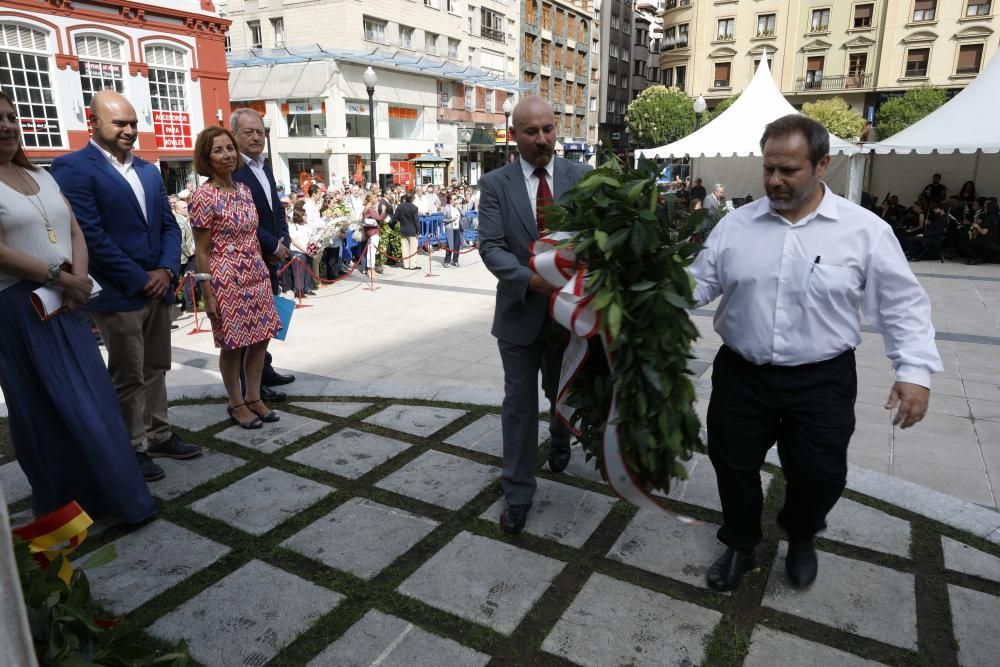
[756,182,839,225]
[90,138,133,169]
[520,157,554,182]
[241,152,266,169]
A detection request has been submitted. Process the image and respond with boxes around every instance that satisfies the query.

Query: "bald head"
[510,96,556,168]
[89,90,138,161]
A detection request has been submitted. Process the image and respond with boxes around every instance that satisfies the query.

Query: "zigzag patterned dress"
[189,182,281,349]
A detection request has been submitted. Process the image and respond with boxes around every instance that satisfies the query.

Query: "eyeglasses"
[240,128,266,137]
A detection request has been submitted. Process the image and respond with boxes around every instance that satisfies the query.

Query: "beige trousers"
[400,235,419,268]
[92,298,173,451]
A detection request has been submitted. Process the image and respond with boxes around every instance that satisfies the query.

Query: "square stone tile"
[215,411,328,453]
[744,626,887,667]
[290,401,372,418]
[948,584,1000,667]
[306,609,490,667]
[148,448,246,501]
[286,428,411,479]
[166,403,230,432]
[282,498,438,579]
[563,444,607,485]
[541,572,721,666]
[364,404,467,437]
[480,478,615,548]
[376,451,498,510]
[607,510,724,590]
[666,453,772,513]
[190,467,333,536]
[0,461,30,504]
[763,543,917,649]
[444,414,548,458]
[397,531,564,635]
[148,560,343,667]
[822,498,912,558]
[81,520,229,614]
[941,536,1000,583]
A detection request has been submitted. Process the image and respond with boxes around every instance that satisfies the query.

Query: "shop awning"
[410,153,451,165]
[229,61,336,101]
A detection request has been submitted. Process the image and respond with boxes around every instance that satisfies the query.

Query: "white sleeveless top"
[0,168,73,293]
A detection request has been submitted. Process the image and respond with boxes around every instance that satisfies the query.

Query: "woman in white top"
[0,91,154,524]
[441,193,463,267]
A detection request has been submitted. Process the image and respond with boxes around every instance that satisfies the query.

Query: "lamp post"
[459,128,473,185]
[262,113,273,166]
[693,94,707,131]
[502,97,513,162]
[363,66,378,188]
[624,126,631,165]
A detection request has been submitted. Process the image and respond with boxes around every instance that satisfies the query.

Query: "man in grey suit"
[478,96,591,534]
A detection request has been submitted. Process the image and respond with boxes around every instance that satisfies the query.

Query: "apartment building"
[522,0,597,162]
[595,0,634,153]
[658,0,999,120]
[222,0,521,185]
[632,0,664,98]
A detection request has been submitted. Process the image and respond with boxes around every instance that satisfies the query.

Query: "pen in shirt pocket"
[810,255,821,273]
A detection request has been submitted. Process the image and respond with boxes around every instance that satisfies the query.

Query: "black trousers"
[707,345,857,551]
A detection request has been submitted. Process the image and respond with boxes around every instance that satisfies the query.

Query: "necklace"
[0,167,57,243]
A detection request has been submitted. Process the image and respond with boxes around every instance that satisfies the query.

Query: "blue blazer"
[52,142,180,312]
[232,157,289,291]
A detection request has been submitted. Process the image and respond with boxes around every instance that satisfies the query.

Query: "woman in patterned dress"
[189,127,282,429]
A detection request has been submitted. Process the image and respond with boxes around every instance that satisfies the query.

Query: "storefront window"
[284,99,326,136]
[0,24,61,148]
[345,101,371,138]
[388,106,421,139]
[348,153,372,186]
[288,157,327,191]
[75,35,124,107]
[145,45,192,150]
[389,153,417,190]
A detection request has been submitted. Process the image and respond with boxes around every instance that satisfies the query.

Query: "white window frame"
[400,25,414,49]
[966,1,991,16]
[75,34,126,108]
[248,20,262,49]
[363,17,387,44]
[145,44,190,112]
[271,17,285,48]
[425,31,439,54]
[448,37,460,59]
[0,22,62,148]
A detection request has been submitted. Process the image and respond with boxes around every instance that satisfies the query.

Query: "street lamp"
[502,97,513,161]
[624,126,632,165]
[363,66,378,188]
[693,94,707,131]
[262,113,273,166]
[459,128,473,185]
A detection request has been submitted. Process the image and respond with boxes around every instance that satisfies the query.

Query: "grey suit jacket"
[478,157,591,346]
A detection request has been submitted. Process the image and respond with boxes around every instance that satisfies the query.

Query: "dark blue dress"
[0,280,155,523]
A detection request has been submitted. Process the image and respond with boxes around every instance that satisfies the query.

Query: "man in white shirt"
[688,115,941,592]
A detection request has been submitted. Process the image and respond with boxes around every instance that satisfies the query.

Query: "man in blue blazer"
[230,108,295,398]
[478,96,591,534]
[52,90,202,482]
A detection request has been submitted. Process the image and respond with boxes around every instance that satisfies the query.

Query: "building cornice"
[3,0,230,38]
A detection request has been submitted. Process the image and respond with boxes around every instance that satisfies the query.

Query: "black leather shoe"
[147,434,203,459]
[707,548,756,591]
[499,503,532,535]
[786,538,818,588]
[548,441,571,473]
[136,452,165,482]
[263,372,295,387]
[261,386,286,402]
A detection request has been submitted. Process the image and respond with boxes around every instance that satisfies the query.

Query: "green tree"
[802,97,866,140]
[703,94,739,125]
[625,86,695,146]
[874,86,947,139]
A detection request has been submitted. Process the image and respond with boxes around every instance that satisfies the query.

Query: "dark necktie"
[534,167,552,233]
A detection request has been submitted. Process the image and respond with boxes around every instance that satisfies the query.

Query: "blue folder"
[273,295,295,341]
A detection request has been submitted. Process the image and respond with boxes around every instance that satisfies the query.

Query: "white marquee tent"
[865,49,1000,205]
[636,57,865,202]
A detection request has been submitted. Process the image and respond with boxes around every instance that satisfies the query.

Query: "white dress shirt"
[688,184,942,388]
[520,157,554,225]
[90,139,146,222]
[240,152,272,210]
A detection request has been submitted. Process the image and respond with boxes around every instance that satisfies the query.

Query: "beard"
[524,148,554,168]
[768,179,819,211]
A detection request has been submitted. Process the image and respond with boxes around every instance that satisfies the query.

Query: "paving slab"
[948,584,1000,667]
[148,559,343,667]
[941,536,1000,583]
[563,444,607,485]
[189,467,333,536]
[81,520,229,614]
[823,497,912,557]
[306,609,490,667]
[148,448,247,501]
[375,450,498,510]
[363,404,467,437]
[480,477,616,548]
[666,453,772,513]
[444,413,548,458]
[166,403,230,432]
[214,411,328,453]
[287,428,412,479]
[290,401,373,418]
[282,498,438,580]
[763,542,918,650]
[606,510,724,590]
[397,531,564,635]
[541,572,722,666]
[0,461,30,504]
[744,626,887,667]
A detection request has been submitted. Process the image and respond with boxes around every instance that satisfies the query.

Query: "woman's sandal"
[228,403,263,429]
[246,398,280,423]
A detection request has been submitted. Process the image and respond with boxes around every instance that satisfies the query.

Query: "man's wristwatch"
[161,267,177,285]
[45,263,62,288]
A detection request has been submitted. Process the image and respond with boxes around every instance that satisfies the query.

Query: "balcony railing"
[905,66,928,77]
[755,29,776,38]
[793,72,873,91]
[808,23,830,33]
[716,33,735,41]
[956,66,981,75]
[481,26,506,42]
[713,79,730,87]
[664,0,690,9]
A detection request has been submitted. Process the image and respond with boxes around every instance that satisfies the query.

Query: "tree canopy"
[802,97,866,140]
[703,94,739,125]
[874,86,947,140]
[625,86,696,147]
